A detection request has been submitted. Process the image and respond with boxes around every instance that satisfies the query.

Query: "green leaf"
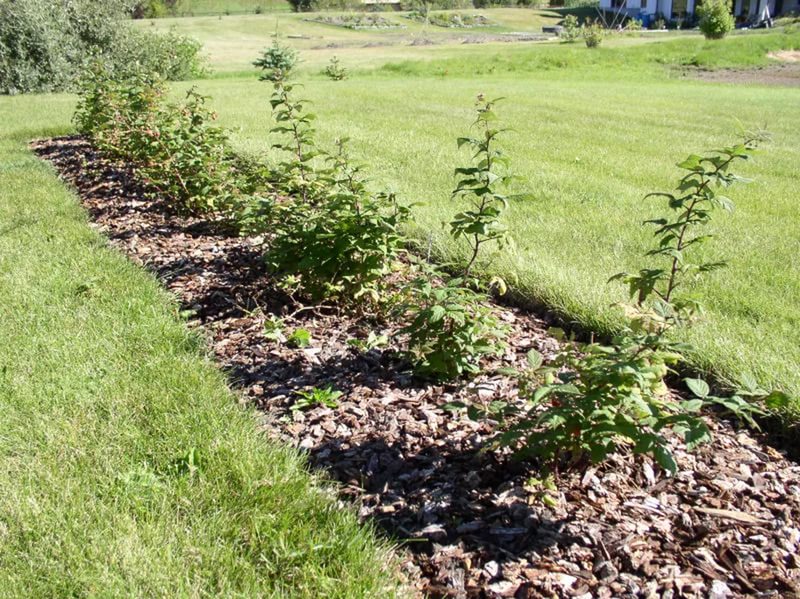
[526,350,543,370]
[684,378,709,399]
[653,445,678,475]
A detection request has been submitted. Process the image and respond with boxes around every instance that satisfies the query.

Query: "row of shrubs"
[0,0,205,95]
[74,61,786,477]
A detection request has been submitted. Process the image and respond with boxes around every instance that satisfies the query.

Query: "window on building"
[672,0,688,16]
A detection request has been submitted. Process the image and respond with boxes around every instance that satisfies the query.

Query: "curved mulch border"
[32,136,800,598]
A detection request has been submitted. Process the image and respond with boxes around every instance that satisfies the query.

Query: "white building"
[598,0,799,23]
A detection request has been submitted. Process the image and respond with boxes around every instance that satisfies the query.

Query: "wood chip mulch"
[32,136,800,599]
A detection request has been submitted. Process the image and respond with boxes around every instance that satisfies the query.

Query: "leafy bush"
[497,321,767,474]
[131,0,180,18]
[398,271,507,380]
[582,20,604,48]
[261,140,411,303]
[560,14,581,42]
[324,56,348,81]
[697,0,734,39]
[449,95,513,278]
[245,83,410,304]
[74,65,247,215]
[0,0,204,94]
[254,39,298,82]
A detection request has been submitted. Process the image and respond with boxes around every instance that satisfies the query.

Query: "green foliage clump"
[324,56,348,80]
[0,0,204,94]
[697,0,735,39]
[498,323,770,474]
[249,84,410,304]
[450,95,513,278]
[262,146,411,303]
[560,14,581,42]
[510,329,703,474]
[398,270,507,380]
[74,65,248,215]
[254,39,298,82]
[582,20,604,48]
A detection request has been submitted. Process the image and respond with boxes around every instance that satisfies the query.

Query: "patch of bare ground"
[33,135,800,598]
[688,62,800,86]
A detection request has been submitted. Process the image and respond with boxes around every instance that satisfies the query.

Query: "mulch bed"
[32,135,800,598]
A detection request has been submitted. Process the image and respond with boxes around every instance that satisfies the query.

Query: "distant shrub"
[253,39,298,82]
[626,17,643,32]
[697,0,734,39]
[324,56,348,80]
[560,14,581,42]
[131,0,182,18]
[582,20,604,47]
[287,0,316,11]
[0,0,204,94]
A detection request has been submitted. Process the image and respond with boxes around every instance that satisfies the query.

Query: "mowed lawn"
[0,95,403,596]
[140,8,569,73]
[181,29,800,409]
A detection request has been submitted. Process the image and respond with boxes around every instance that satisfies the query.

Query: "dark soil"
[33,136,800,598]
[687,63,800,86]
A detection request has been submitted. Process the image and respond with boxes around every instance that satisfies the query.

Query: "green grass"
[138,8,568,73]
[144,0,291,16]
[0,95,404,596]
[175,28,800,413]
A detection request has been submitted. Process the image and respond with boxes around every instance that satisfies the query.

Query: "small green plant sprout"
[292,386,343,411]
[560,14,580,42]
[263,315,287,342]
[253,36,298,82]
[287,328,312,347]
[524,474,559,508]
[582,20,604,48]
[450,95,514,279]
[398,267,507,380]
[347,331,389,352]
[611,133,767,324]
[324,56,348,81]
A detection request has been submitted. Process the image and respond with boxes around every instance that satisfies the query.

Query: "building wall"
[600,0,791,16]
